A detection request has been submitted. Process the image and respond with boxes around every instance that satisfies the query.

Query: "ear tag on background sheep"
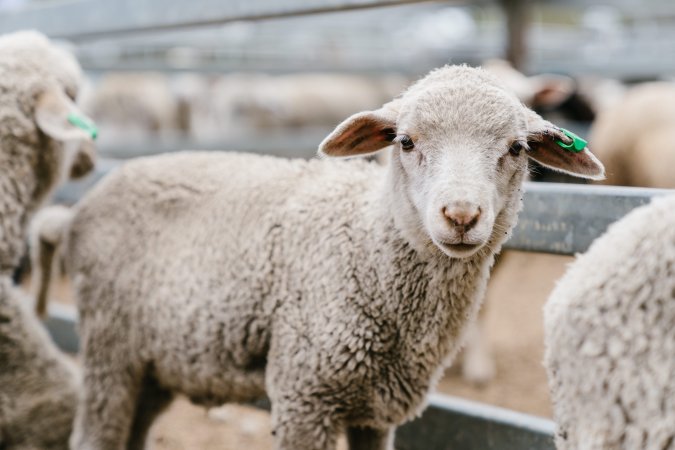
[67,113,98,140]
[555,128,587,153]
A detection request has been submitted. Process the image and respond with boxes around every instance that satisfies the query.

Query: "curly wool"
[544,194,675,450]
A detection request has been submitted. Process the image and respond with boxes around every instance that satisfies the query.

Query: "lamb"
[589,82,675,188]
[0,30,97,449]
[544,194,675,450]
[50,65,602,450]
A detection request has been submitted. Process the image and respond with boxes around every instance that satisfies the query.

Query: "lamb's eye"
[509,141,523,157]
[399,135,415,151]
[64,87,77,101]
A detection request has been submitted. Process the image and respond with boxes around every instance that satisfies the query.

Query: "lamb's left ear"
[35,86,96,142]
[319,101,399,158]
[525,111,605,180]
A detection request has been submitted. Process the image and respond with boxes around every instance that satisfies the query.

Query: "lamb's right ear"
[34,86,95,142]
[525,110,605,180]
[319,102,399,158]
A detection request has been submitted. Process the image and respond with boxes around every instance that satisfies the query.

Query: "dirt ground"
[35,250,573,449]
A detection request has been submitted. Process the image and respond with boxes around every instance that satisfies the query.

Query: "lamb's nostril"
[442,204,481,232]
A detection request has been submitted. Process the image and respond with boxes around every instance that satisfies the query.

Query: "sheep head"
[0,31,97,191]
[319,65,604,259]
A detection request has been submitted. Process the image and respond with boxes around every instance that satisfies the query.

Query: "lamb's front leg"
[347,426,394,450]
[270,397,340,450]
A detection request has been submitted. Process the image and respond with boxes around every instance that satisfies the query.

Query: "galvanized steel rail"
[0,0,447,40]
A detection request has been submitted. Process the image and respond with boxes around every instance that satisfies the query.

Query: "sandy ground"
[30,250,573,449]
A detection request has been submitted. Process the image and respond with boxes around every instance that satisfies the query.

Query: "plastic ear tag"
[67,113,98,140]
[555,128,586,153]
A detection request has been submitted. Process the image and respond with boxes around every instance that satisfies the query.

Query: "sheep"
[0,30,96,450]
[80,72,186,144]
[176,72,408,141]
[0,277,79,449]
[0,30,96,277]
[544,194,675,450]
[44,65,603,450]
[589,82,675,188]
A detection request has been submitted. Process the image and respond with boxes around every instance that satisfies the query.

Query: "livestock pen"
[1,1,673,449]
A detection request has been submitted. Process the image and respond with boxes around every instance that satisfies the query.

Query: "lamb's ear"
[319,101,399,158]
[34,86,96,142]
[529,74,574,110]
[525,111,605,180]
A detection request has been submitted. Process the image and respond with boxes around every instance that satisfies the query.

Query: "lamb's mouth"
[435,240,483,257]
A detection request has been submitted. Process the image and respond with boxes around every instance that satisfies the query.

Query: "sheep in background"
[39,65,603,450]
[0,30,96,449]
[80,72,186,144]
[590,82,675,188]
[0,30,96,278]
[544,194,675,450]
[176,72,408,141]
[0,277,79,449]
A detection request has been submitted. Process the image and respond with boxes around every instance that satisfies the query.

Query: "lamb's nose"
[442,203,481,233]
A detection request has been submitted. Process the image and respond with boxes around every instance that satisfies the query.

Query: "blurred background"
[1,1,673,448]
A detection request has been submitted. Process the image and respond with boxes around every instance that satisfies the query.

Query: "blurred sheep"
[81,72,187,144]
[0,30,96,277]
[175,72,409,141]
[590,82,675,188]
[0,30,95,450]
[545,194,675,450]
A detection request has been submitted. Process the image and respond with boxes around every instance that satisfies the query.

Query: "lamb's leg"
[346,426,394,450]
[70,364,142,450]
[461,311,495,385]
[270,400,339,450]
[126,374,173,450]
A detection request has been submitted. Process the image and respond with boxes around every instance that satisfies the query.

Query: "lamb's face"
[391,85,530,257]
[319,65,605,259]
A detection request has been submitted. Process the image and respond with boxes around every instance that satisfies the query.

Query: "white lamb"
[40,65,603,450]
[544,194,675,450]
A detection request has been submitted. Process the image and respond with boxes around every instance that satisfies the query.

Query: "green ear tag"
[555,128,587,153]
[67,113,98,140]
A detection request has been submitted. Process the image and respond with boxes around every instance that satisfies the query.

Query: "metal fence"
[3,1,674,449]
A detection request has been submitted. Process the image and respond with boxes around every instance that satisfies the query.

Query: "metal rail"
[505,183,673,255]
[0,0,450,40]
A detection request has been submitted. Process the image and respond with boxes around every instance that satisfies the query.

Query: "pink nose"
[442,203,481,233]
